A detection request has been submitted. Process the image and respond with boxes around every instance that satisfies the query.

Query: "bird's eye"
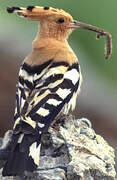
[44,7,49,10]
[57,18,65,24]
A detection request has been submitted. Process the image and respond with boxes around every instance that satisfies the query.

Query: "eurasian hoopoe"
[2,5,112,176]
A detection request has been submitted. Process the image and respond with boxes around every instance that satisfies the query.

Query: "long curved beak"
[70,21,105,33]
[70,20,112,59]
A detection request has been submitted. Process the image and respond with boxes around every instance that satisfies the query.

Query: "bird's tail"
[2,132,41,176]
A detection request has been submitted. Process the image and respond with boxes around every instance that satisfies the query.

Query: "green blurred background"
[0,0,117,148]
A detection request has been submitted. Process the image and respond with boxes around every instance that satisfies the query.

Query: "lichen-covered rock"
[0,116,116,180]
[58,117,116,179]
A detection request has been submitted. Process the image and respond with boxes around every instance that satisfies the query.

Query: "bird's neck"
[25,29,78,66]
[33,25,69,49]
[27,25,78,66]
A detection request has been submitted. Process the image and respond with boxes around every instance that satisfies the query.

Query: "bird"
[2,5,112,176]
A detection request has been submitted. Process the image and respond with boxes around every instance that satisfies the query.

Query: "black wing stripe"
[44,103,58,112]
[49,61,69,68]
[14,113,20,122]
[30,113,46,123]
[21,102,29,116]
[27,93,63,117]
[34,74,63,89]
[18,87,26,100]
[16,92,20,115]
[51,78,74,92]
[68,63,79,71]
[19,76,34,89]
[22,59,53,75]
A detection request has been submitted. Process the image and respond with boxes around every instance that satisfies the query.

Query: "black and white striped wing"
[17,61,81,132]
[5,60,80,174]
[13,63,34,131]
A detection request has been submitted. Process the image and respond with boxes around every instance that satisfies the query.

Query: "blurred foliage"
[0,0,117,86]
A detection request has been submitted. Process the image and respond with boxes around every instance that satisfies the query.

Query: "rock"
[0,116,116,180]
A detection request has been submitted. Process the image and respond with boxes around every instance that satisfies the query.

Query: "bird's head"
[7,6,76,40]
[7,5,112,58]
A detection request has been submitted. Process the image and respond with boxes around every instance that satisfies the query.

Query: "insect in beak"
[70,20,112,59]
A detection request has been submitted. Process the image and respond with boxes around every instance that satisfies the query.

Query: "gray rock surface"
[0,116,116,179]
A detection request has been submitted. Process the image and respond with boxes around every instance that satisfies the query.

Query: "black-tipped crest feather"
[7,7,21,13]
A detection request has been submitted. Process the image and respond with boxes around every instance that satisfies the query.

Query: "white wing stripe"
[29,142,41,166]
[47,99,62,106]
[64,69,79,85]
[36,107,49,117]
[56,88,71,99]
